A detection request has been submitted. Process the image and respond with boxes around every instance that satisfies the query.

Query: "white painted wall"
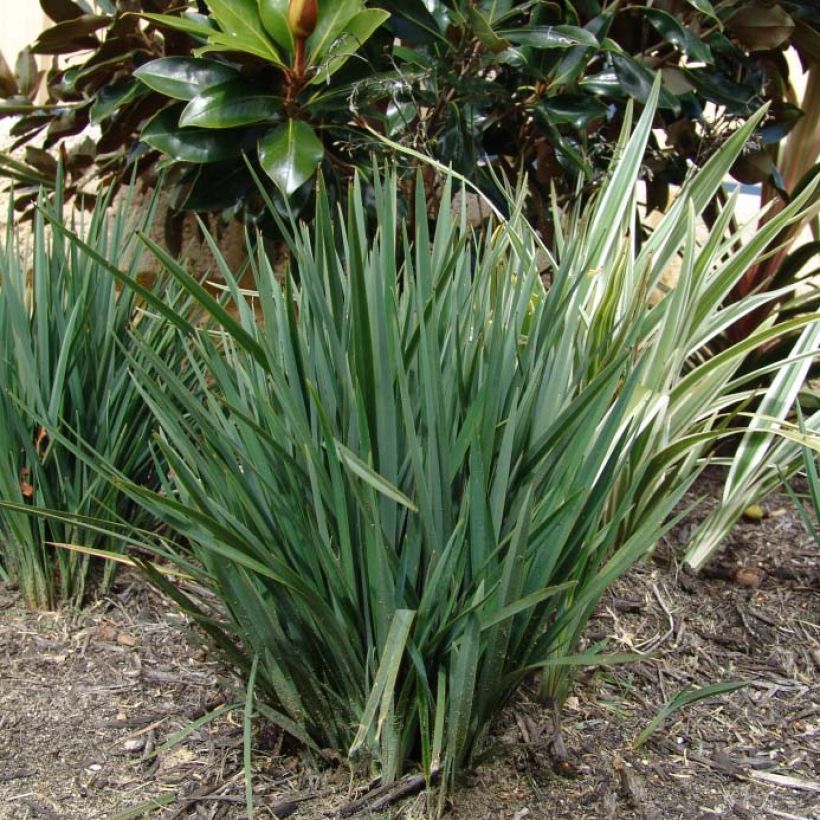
[0,4,48,67]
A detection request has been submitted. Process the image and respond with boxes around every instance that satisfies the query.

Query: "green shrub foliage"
[48,85,818,791]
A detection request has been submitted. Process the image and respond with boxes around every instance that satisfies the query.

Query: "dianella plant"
[53,82,818,798]
[0,180,193,609]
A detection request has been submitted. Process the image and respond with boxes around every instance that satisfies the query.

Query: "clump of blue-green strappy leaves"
[0,180,195,609]
[49,83,819,801]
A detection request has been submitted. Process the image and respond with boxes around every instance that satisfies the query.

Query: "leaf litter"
[0,470,817,819]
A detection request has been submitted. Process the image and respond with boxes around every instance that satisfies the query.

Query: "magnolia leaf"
[134,57,239,101]
[40,0,88,23]
[731,148,775,185]
[180,80,281,128]
[15,48,40,99]
[307,0,360,63]
[89,78,144,123]
[308,8,391,84]
[611,51,681,113]
[31,14,108,54]
[142,107,240,163]
[138,12,216,40]
[0,50,17,97]
[643,8,712,63]
[538,95,609,129]
[683,0,721,26]
[502,25,598,49]
[193,32,285,66]
[257,119,324,194]
[258,0,294,56]
[466,5,508,53]
[729,2,795,52]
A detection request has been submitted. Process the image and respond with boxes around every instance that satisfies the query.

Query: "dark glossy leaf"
[15,48,40,99]
[72,37,142,83]
[193,31,285,65]
[308,8,391,84]
[0,50,18,97]
[502,25,598,49]
[31,15,109,54]
[533,111,593,177]
[259,0,294,56]
[534,1,567,25]
[205,0,283,63]
[791,20,820,68]
[180,80,281,128]
[645,178,669,214]
[780,0,820,25]
[135,57,240,101]
[392,46,429,68]
[643,9,712,63]
[479,0,514,24]
[258,119,324,194]
[583,10,615,39]
[307,0,359,62]
[551,45,592,86]
[179,162,254,211]
[142,107,241,163]
[89,78,145,123]
[551,12,613,86]
[138,12,216,40]
[731,148,775,185]
[44,104,89,146]
[683,67,758,114]
[24,146,59,177]
[729,3,795,51]
[97,94,163,154]
[760,103,803,144]
[537,95,608,129]
[580,69,623,98]
[682,0,721,25]
[379,0,443,43]
[611,52,680,112]
[8,112,50,138]
[466,6,509,53]
[40,0,89,22]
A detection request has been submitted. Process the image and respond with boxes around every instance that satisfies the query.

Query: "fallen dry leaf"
[734,566,764,588]
[95,623,118,642]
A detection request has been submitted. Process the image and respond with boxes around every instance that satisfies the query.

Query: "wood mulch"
[1,474,817,819]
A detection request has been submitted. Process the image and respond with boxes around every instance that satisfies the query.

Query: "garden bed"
[1,474,817,819]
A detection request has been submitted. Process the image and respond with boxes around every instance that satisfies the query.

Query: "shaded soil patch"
[1,476,817,819]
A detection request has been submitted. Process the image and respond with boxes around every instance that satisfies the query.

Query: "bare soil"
[1,475,818,820]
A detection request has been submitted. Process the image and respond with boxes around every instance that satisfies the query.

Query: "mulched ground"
[1,474,818,819]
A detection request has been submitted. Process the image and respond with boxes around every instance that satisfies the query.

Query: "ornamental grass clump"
[52,83,818,796]
[0,181,194,609]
